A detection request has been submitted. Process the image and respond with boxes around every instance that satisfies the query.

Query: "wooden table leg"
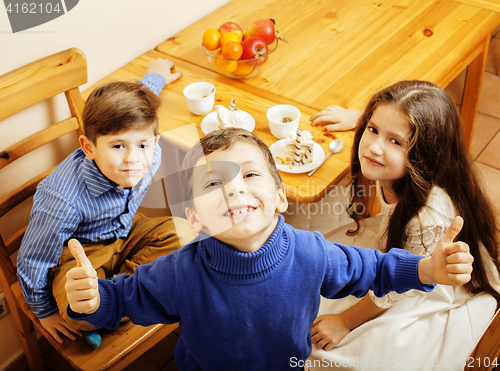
[460,36,491,149]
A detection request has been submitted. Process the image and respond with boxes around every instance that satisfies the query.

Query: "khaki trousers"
[51,213,196,331]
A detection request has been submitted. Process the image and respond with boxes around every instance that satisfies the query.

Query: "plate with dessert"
[201,100,255,134]
[270,127,325,174]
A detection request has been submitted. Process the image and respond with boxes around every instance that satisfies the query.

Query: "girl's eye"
[367,126,378,134]
[244,172,259,179]
[391,138,402,146]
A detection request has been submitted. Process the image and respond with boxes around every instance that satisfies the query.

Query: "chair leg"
[9,302,44,371]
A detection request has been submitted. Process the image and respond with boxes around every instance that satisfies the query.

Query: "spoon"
[307,139,344,176]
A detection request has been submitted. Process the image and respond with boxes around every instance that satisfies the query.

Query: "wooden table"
[454,0,500,12]
[83,50,353,204]
[156,0,500,147]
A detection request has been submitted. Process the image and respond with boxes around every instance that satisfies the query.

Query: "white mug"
[183,82,216,115]
[266,105,301,139]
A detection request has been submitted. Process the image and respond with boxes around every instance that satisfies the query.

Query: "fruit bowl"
[202,37,278,79]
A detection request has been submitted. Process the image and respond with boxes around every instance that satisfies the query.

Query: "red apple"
[241,36,268,66]
[245,19,276,45]
[218,22,243,37]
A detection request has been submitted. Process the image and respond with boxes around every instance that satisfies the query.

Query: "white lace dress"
[306,184,499,371]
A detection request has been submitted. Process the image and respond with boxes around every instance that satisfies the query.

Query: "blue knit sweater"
[69,215,433,370]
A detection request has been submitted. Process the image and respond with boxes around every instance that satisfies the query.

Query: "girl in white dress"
[306,80,500,370]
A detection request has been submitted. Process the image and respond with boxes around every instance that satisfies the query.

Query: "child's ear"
[79,135,96,160]
[154,135,160,146]
[185,207,203,233]
[276,184,288,213]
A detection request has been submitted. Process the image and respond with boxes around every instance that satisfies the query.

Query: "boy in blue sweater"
[66,128,473,370]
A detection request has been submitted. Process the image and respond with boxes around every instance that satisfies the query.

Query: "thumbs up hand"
[65,239,100,314]
[418,216,474,286]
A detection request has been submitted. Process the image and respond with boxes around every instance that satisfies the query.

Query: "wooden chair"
[465,308,500,371]
[0,48,178,371]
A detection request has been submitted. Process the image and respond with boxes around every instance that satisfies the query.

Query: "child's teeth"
[228,207,253,216]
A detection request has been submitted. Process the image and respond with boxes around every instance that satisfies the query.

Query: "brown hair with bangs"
[181,128,283,209]
[82,80,161,144]
[348,80,500,304]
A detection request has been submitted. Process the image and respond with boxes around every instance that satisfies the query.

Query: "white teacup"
[266,105,301,139]
[183,82,216,115]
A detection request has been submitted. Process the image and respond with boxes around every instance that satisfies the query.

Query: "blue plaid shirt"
[17,74,165,318]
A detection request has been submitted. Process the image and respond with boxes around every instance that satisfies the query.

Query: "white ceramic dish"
[266,104,301,139]
[269,139,325,174]
[200,111,256,134]
[183,82,215,115]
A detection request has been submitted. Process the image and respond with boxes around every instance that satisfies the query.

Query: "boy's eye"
[113,144,123,149]
[244,172,259,179]
[204,180,222,189]
[139,144,148,149]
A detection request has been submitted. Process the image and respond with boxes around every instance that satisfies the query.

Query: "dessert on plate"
[277,127,314,167]
[215,99,254,130]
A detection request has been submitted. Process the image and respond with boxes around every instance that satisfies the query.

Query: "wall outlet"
[0,291,8,319]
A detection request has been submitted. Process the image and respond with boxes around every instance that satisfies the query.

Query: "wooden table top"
[156,0,500,112]
[83,50,353,203]
[455,0,500,12]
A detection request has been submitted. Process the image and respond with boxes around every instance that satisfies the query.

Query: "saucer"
[200,111,256,134]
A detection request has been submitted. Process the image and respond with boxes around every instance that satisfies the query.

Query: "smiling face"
[358,104,411,193]
[185,142,287,253]
[80,127,159,189]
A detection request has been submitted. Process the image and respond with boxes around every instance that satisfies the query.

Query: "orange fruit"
[233,62,254,76]
[216,59,238,75]
[221,41,243,60]
[202,29,221,51]
[220,32,242,47]
[210,50,223,65]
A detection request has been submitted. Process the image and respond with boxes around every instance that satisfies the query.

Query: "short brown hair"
[181,128,283,208]
[82,80,161,143]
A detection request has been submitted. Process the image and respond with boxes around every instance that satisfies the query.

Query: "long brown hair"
[348,80,500,303]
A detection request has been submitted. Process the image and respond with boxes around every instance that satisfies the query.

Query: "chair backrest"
[0,48,179,371]
[0,48,86,371]
[0,47,86,288]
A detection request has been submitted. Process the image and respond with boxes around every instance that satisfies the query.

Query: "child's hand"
[146,58,182,85]
[39,312,82,344]
[65,239,100,314]
[311,314,351,351]
[310,106,361,132]
[418,216,473,286]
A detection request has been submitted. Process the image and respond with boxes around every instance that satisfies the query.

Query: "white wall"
[0,0,230,368]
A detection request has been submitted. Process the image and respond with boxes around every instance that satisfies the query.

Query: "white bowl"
[266,105,301,139]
